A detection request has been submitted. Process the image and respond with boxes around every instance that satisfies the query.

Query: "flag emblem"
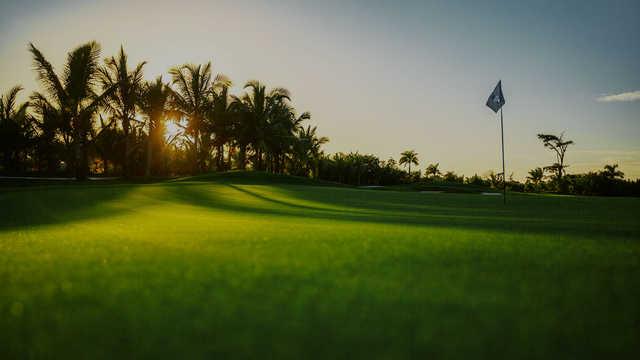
[486,81,505,113]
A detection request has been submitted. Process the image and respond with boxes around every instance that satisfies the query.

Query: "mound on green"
[1,173,639,358]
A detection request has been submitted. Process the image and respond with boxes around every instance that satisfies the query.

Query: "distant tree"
[425,163,441,179]
[92,115,123,176]
[208,81,235,171]
[399,150,419,175]
[99,46,146,178]
[233,80,291,171]
[294,125,329,178]
[263,96,307,174]
[140,76,172,176]
[601,164,624,180]
[487,170,503,188]
[537,132,574,180]
[386,157,397,168]
[169,62,227,173]
[0,86,32,173]
[466,174,487,186]
[443,170,464,183]
[29,42,115,179]
[30,92,63,174]
[527,167,545,185]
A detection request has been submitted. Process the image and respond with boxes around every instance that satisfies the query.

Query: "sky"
[1,0,639,179]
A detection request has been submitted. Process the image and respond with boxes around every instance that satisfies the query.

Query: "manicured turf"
[1,173,639,358]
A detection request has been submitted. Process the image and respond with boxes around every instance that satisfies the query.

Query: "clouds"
[596,90,640,103]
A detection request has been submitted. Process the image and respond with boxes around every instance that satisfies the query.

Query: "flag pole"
[500,107,506,204]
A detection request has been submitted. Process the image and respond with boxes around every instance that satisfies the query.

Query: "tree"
[0,86,32,173]
[294,124,329,177]
[399,150,419,175]
[29,42,114,180]
[537,132,574,180]
[169,62,228,173]
[233,81,290,171]
[4,42,333,179]
[99,46,146,178]
[140,76,172,176]
[30,92,63,174]
[601,164,624,180]
[443,170,464,183]
[208,83,235,171]
[487,170,503,188]
[92,115,123,176]
[425,163,441,179]
[527,167,544,185]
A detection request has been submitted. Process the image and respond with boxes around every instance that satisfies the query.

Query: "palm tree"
[602,164,624,180]
[30,92,63,174]
[0,86,32,173]
[234,80,290,171]
[399,150,419,174]
[527,167,544,185]
[99,46,146,178]
[169,62,228,173]
[295,124,329,177]
[208,82,235,171]
[425,163,441,179]
[91,114,123,176]
[140,76,171,176]
[29,42,114,180]
[265,101,308,173]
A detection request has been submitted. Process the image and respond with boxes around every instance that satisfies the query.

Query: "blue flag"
[486,81,505,113]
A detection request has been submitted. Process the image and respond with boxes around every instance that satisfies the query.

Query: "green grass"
[1,172,639,358]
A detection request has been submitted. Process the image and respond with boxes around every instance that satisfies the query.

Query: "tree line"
[0,41,328,179]
[315,133,639,196]
[1,41,637,196]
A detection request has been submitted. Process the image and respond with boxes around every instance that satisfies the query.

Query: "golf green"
[1,173,639,358]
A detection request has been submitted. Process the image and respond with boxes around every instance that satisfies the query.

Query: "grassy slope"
[1,173,639,358]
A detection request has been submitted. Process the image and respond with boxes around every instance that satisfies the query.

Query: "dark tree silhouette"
[168,62,228,173]
[0,86,32,173]
[399,150,419,174]
[537,132,574,180]
[140,76,172,176]
[425,163,441,179]
[527,167,544,185]
[99,46,146,178]
[602,164,624,180]
[29,42,115,179]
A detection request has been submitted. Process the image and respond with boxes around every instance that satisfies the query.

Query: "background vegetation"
[1,40,638,196]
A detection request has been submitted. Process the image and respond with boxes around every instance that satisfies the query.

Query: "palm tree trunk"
[226,144,233,170]
[193,129,200,174]
[123,115,130,178]
[239,145,246,170]
[145,127,152,177]
[217,144,224,171]
[74,124,87,180]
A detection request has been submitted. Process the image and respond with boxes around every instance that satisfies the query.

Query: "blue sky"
[1,0,639,178]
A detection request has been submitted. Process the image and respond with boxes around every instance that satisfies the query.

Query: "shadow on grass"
[0,183,141,231]
[164,183,640,240]
[1,178,638,240]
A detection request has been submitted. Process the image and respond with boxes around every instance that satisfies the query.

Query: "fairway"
[1,174,639,358]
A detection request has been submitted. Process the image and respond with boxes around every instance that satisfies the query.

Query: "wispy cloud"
[596,90,640,102]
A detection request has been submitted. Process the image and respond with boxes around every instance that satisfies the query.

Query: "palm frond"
[29,43,67,106]
[63,41,102,104]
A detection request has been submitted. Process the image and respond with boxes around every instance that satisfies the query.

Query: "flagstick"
[500,107,506,204]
